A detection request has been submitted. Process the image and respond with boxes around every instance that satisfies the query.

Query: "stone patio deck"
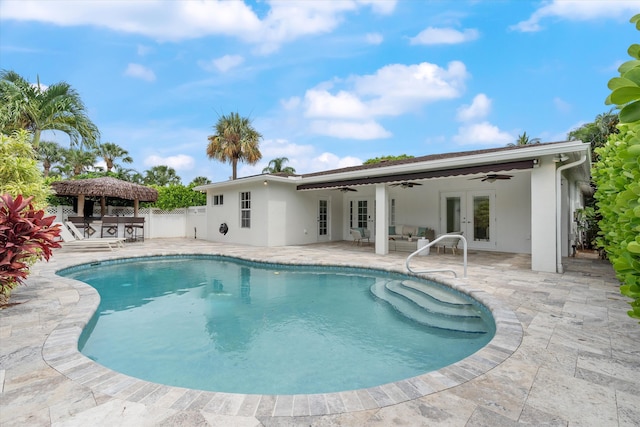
[1,239,638,426]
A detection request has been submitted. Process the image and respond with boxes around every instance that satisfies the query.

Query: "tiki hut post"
[77,194,85,217]
[134,199,139,217]
[100,197,107,217]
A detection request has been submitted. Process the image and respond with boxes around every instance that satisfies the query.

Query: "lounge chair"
[57,222,125,251]
[436,231,463,254]
[350,228,371,245]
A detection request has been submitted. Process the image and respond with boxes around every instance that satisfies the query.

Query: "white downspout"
[556,153,587,273]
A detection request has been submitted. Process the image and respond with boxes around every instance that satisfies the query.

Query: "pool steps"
[370,279,488,334]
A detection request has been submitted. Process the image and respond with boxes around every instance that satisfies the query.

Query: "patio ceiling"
[296,160,535,191]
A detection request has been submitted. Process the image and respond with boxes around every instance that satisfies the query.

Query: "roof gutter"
[556,153,587,273]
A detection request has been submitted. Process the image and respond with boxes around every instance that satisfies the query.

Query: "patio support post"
[375,184,389,255]
[530,159,557,272]
[134,199,139,217]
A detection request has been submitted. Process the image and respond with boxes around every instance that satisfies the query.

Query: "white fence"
[46,205,208,240]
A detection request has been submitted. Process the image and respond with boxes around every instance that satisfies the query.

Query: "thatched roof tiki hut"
[50,177,158,217]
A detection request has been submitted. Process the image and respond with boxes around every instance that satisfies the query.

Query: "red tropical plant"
[1,193,61,302]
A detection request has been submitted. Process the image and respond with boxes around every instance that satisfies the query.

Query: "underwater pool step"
[385,281,481,319]
[399,280,473,306]
[370,280,487,334]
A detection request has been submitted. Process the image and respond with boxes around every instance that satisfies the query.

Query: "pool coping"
[42,250,523,417]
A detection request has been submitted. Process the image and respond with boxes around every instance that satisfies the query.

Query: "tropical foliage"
[0,130,51,209]
[262,157,296,174]
[593,13,640,321]
[0,70,99,148]
[206,112,262,180]
[569,110,619,161]
[153,184,207,210]
[363,154,414,165]
[143,165,181,187]
[95,142,133,172]
[509,132,541,147]
[0,193,61,305]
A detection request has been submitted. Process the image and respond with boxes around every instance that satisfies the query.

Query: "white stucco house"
[195,140,591,274]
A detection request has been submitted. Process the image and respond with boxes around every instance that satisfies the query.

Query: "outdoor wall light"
[263,180,268,186]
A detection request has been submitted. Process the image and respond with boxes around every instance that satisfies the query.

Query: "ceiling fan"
[390,181,423,188]
[337,187,357,192]
[469,174,513,182]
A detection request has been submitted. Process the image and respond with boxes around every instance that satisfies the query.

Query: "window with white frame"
[212,194,224,206]
[240,191,251,228]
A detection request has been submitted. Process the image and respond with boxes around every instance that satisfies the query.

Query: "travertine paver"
[0,239,638,426]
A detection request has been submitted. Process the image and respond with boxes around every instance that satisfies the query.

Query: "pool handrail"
[405,234,468,278]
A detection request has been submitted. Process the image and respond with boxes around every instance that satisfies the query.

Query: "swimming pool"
[60,255,495,395]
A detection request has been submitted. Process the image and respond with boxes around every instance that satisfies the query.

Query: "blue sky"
[1,0,637,185]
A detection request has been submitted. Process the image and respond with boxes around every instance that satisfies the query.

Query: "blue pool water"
[60,255,495,395]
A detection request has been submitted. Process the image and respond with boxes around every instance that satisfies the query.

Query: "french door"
[317,199,330,242]
[349,199,374,236]
[440,191,495,249]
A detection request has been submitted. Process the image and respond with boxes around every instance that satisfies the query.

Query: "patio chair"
[65,221,126,247]
[350,228,371,245]
[436,231,463,255]
[350,228,363,245]
[57,222,124,251]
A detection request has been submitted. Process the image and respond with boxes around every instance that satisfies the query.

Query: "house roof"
[195,140,591,192]
[297,140,590,191]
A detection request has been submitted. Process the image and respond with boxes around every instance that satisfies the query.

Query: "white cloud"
[510,0,637,32]
[304,61,468,118]
[456,94,492,122]
[124,63,156,82]
[310,120,392,140]
[199,54,245,73]
[365,32,384,45]
[238,138,362,176]
[452,122,514,146]
[144,154,195,170]
[304,89,369,119]
[0,1,396,54]
[281,96,302,110]
[313,152,362,171]
[410,27,479,45]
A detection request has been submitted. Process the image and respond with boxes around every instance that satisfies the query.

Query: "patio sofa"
[389,224,435,241]
[388,225,435,252]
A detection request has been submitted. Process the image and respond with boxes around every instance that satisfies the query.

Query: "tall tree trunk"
[232,158,238,180]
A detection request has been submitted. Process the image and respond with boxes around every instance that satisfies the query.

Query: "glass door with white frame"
[440,190,495,249]
[349,199,374,238]
[317,199,330,242]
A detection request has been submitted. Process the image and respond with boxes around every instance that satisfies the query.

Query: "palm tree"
[0,70,99,148]
[262,157,296,175]
[95,142,133,172]
[62,148,97,176]
[51,163,73,179]
[206,112,262,180]
[143,165,181,186]
[190,176,212,186]
[37,140,64,178]
[112,165,140,182]
[509,132,541,147]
